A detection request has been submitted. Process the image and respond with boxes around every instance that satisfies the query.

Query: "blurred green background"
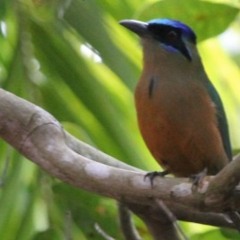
[0,0,239,239]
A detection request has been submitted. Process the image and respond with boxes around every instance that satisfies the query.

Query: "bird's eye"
[166,31,178,42]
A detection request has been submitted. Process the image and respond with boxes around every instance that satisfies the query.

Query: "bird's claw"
[144,170,169,187]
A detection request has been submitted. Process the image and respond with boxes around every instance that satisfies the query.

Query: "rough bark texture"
[0,88,240,239]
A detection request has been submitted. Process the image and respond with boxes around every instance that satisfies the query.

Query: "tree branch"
[0,88,239,234]
[205,154,240,210]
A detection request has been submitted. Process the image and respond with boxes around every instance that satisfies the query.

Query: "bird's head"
[120,19,199,63]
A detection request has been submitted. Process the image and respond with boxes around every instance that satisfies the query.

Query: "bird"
[119,18,232,179]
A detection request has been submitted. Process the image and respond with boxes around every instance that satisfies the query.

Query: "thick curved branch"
[205,154,240,210]
[64,132,142,172]
[0,88,239,231]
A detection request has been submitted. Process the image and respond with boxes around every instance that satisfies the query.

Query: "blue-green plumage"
[148,19,196,44]
[205,81,232,160]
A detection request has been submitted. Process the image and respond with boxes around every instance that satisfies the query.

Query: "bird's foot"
[144,170,169,188]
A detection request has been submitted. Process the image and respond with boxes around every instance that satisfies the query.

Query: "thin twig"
[156,200,188,240]
[118,202,142,240]
[0,146,11,187]
[64,210,73,240]
[228,212,240,232]
[94,223,115,240]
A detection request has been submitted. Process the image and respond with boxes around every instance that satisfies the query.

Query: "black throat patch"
[148,77,155,98]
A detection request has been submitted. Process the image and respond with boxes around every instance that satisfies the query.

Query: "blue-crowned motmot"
[120,19,232,178]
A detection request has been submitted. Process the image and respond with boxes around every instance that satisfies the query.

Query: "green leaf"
[191,228,238,240]
[53,183,123,240]
[136,0,239,41]
[32,229,63,240]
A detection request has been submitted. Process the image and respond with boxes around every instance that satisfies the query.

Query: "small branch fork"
[0,88,240,239]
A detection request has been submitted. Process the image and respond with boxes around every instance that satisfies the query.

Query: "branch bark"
[0,88,239,237]
[205,153,240,210]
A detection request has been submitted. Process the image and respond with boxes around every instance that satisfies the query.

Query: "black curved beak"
[119,19,149,36]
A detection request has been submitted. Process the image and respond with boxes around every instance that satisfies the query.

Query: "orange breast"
[135,73,228,177]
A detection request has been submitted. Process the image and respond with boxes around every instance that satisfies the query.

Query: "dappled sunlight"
[80,43,102,63]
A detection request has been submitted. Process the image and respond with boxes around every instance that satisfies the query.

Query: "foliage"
[0,0,239,239]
